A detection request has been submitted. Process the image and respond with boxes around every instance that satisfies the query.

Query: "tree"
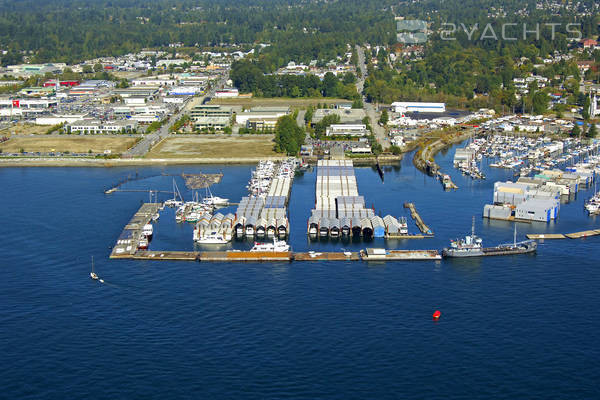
[588,123,598,138]
[93,63,103,73]
[571,123,581,138]
[389,145,402,155]
[274,115,304,155]
[583,97,591,121]
[379,109,389,125]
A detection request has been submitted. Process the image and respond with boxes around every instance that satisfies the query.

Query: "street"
[355,45,389,148]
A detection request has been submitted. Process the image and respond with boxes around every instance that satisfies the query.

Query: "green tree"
[588,123,597,138]
[274,115,304,155]
[379,109,389,125]
[571,123,581,137]
[583,97,591,121]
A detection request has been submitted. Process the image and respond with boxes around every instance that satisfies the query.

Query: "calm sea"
[0,145,598,399]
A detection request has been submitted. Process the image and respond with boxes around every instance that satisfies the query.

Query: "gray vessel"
[443,218,537,258]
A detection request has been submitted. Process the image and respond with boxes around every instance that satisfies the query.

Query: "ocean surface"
[1,144,599,399]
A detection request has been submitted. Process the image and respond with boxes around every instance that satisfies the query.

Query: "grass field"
[0,123,51,136]
[146,135,280,159]
[0,136,138,153]
[210,97,350,110]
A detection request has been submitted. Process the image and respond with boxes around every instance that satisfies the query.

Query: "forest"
[230,60,359,99]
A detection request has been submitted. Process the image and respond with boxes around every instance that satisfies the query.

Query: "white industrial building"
[35,114,88,125]
[214,88,239,98]
[235,106,290,125]
[68,119,138,134]
[391,102,446,113]
[325,124,368,137]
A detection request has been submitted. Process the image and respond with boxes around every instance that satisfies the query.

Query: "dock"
[527,229,600,240]
[200,251,292,262]
[293,252,361,261]
[404,202,433,235]
[110,249,442,263]
[385,233,434,239]
[361,249,442,261]
[133,251,199,261]
[110,203,161,258]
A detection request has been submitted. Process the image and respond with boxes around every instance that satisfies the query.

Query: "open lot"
[146,135,279,159]
[0,136,138,153]
[210,97,350,110]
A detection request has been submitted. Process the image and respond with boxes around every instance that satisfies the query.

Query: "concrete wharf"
[404,202,433,235]
[111,249,441,262]
[293,252,361,261]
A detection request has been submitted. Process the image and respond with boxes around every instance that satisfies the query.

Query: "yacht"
[90,256,98,280]
[142,224,153,239]
[196,231,228,244]
[250,238,290,252]
[138,237,149,249]
[399,217,408,235]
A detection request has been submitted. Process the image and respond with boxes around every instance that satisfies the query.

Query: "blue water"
[1,145,599,399]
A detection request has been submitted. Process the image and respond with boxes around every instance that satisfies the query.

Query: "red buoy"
[433,310,441,320]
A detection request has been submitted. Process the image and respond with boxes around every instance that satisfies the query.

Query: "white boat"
[196,231,228,244]
[90,256,98,280]
[250,238,290,252]
[152,213,160,221]
[142,223,153,239]
[399,217,408,235]
[203,196,229,206]
[138,237,149,249]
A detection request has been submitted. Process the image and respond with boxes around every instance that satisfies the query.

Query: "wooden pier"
[404,202,433,235]
[200,251,292,262]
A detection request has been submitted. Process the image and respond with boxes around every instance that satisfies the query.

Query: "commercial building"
[235,106,290,125]
[194,117,230,131]
[0,98,58,117]
[190,104,233,118]
[391,102,446,113]
[325,124,367,137]
[68,119,138,134]
[312,108,366,123]
[35,114,88,125]
[214,88,239,98]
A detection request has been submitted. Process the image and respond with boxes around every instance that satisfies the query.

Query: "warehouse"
[68,119,138,134]
[391,102,446,113]
[325,124,368,137]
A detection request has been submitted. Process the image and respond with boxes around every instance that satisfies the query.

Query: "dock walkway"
[110,203,161,258]
[527,229,600,240]
[404,202,433,235]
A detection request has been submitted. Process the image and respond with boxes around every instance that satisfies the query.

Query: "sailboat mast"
[514,224,517,247]
[91,256,94,273]
[471,216,475,237]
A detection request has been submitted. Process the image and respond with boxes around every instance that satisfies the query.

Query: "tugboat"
[443,218,537,258]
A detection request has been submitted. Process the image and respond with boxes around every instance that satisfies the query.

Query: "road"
[124,71,229,157]
[355,45,389,149]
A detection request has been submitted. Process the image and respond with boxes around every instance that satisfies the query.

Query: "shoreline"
[0,156,289,167]
[0,154,403,167]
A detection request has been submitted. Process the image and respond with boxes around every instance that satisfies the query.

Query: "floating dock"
[360,249,441,261]
[404,202,433,235]
[110,203,161,258]
[527,229,600,240]
[293,252,361,261]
